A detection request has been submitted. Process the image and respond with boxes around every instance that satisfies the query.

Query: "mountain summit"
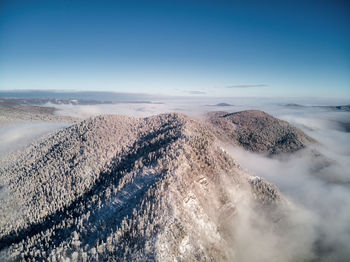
[207,110,314,154]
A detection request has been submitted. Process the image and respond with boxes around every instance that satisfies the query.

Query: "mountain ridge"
[0,112,309,261]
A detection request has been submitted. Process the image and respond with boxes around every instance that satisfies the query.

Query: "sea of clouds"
[225,102,350,262]
[1,96,349,261]
[0,122,69,158]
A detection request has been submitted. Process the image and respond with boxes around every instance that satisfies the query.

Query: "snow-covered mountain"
[0,112,314,261]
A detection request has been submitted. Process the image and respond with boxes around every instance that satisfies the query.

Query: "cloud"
[51,102,173,119]
[224,107,350,261]
[1,96,350,261]
[226,84,268,88]
[188,90,207,95]
[0,122,69,158]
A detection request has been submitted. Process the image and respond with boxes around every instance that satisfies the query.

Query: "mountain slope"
[0,113,308,261]
[207,110,315,154]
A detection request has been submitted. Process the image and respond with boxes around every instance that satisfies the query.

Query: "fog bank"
[226,107,350,261]
[0,122,69,158]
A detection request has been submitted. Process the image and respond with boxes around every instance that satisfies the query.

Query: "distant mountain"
[0,97,159,105]
[0,99,79,125]
[206,103,233,107]
[319,105,350,111]
[215,103,233,107]
[284,103,304,107]
[207,110,315,154]
[0,113,292,261]
[284,103,350,112]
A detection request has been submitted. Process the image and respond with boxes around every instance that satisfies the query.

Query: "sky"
[0,0,349,98]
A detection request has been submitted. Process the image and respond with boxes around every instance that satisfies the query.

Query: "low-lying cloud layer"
[0,122,68,158]
[226,107,350,261]
[188,90,207,95]
[1,96,349,261]
[48,98,350,261]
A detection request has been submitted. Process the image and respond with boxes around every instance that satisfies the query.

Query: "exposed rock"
[207,110,315,154]
[0,113,293,261]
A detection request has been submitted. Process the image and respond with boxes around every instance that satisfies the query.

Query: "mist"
[46,96,350,119]
[225,107,350,262]
[47,99,350,261]
[0,122,69,158]
[1,95,349,261]
[50,102,173,118]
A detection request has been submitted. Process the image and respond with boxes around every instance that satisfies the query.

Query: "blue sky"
[0,0,349,98]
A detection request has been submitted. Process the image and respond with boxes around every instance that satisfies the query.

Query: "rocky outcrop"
[207,110,315,154]
[0,113,293,261]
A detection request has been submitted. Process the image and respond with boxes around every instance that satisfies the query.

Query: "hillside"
[0,99,79,126]
[207,110,315,154]
[0,113,307,261]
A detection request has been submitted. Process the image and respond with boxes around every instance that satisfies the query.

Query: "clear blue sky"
[0,0,349,98]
